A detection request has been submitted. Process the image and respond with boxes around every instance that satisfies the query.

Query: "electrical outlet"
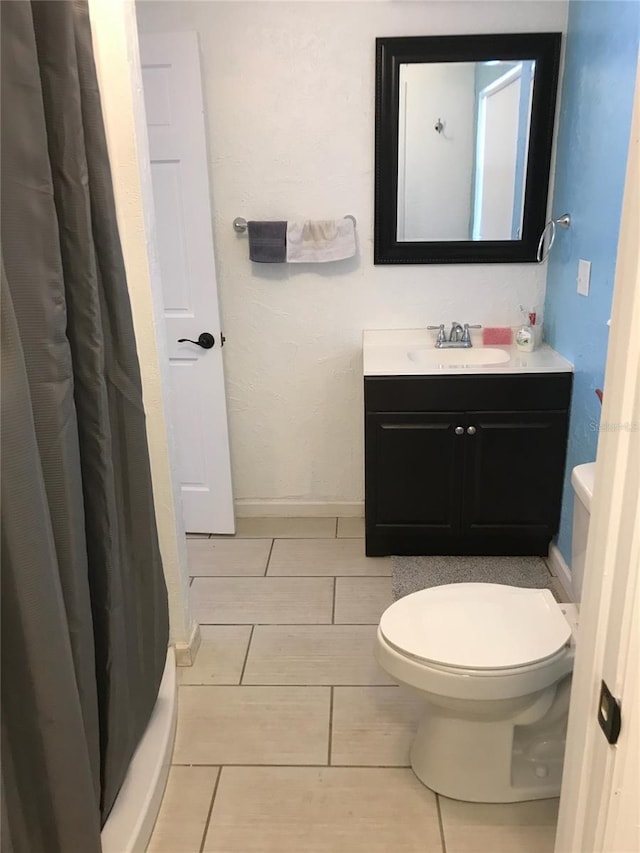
[577,259,591,296]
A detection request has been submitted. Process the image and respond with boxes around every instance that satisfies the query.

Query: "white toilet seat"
[376,584,575,701]
[380,583,571,671]
[376,625,574,701]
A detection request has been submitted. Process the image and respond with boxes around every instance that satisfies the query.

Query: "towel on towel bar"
[286,218,356,263]
[247,220,287,263]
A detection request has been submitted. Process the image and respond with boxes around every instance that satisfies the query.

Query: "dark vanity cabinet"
[365,373,572,556]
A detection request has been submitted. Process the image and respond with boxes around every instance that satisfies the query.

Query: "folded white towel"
[286,218,356,263]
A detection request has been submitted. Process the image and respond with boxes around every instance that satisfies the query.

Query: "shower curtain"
[1,2,169,851]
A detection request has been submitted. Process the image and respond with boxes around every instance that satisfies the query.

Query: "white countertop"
[363,329,574,377]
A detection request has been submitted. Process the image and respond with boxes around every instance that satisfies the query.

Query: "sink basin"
[363,330,574,376]
[407,347,511,367]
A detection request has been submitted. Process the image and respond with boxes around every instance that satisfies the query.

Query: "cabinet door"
[366,412,464,531]
[462,411,568,536]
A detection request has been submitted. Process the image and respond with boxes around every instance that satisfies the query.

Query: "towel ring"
[537,213,571,263]
[233,215,357,233]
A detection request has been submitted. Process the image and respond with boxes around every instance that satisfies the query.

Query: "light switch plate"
[577,259,591,296]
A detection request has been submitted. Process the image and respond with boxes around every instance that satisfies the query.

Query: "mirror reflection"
[397,59,535,242]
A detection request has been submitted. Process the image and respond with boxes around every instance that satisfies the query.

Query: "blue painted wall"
[543,0,639,564]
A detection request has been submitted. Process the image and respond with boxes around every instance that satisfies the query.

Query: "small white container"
[516,325,535,352]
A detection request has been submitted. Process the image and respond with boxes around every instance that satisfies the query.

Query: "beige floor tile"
[439,796,559,853]
[337,516,365,538]
[233,517,337,538]
[187,538,271,576]
[173,686,330,765]
[331,686,423,766]
[147,765,219,853]
[268,538,390,576]
[441,823,556,852]
[179,626,252,685]
[243,625,395,685]
[191,576,334,624]
[203,767,442,852]
[186,532,209,539]
[334,576,393,624]
[440,797,559,826]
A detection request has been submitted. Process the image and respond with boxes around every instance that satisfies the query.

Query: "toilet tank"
[570,463,596,601]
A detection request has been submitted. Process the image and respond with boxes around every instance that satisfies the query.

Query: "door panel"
[140,32,234,533]
[475,70,522,240]
[150,161,192,312]
[367,412,463,531]
[463,411,568,534]
[169,361,210,484]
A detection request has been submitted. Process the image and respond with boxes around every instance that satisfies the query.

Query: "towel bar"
[233,215,356,233]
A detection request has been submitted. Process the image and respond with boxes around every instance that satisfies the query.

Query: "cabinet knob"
[455,426,464,435]
[467,426,477,435]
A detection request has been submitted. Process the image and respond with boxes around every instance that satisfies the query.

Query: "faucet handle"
[462,323,482,344]
[427,324,447,345]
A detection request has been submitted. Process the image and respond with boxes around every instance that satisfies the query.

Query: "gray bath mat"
[391,555,552,600]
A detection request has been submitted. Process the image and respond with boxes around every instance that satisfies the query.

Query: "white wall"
[400,63,475,241]
[136,0,568,514]
[89,0,196,655]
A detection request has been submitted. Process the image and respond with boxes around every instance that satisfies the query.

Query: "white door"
[474,67,522,240]
[139,32,235,534]
[554,64,640,853]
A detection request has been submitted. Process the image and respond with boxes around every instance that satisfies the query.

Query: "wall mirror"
[375,33,561,264]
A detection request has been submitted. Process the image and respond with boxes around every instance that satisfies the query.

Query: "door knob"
[455,426,464,435]
[467,426,476,435]
[178,332,215,349]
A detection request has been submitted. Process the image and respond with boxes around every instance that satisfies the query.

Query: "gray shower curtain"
[1,2,169,851]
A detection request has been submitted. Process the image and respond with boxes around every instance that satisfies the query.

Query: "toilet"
[375,463,595,803]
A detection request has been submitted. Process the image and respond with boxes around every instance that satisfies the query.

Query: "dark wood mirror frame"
[374,32,561,265]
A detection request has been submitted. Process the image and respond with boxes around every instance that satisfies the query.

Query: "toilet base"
[409,680,570,803]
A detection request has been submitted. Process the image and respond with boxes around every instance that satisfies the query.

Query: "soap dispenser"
[515,308,535,353]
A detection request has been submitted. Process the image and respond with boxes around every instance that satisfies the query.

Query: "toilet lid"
[380,583,571,670]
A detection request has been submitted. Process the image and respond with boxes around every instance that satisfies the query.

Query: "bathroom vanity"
[364,330,573,556]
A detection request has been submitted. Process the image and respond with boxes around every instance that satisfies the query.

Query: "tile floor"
[148,518,560,853]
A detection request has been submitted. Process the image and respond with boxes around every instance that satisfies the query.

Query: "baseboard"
[234,500,364,518]
[174,621,201,667]
[547,543,574,601]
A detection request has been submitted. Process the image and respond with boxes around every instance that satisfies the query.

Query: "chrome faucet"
[449,322,464,342]
[428,322,482,348]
